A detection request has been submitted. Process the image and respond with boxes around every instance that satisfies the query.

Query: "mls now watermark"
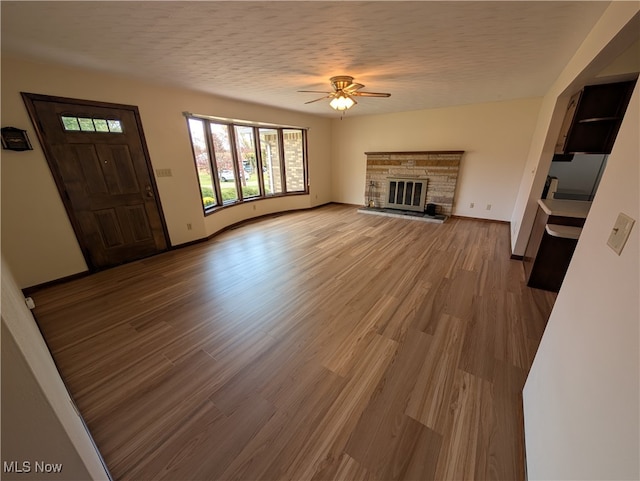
[3,460,64,474]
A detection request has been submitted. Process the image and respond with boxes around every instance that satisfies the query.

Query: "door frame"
[21,92,170,271]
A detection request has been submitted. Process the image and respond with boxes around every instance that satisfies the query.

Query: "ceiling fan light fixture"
[330,93,355,111]
[300,76,388,113]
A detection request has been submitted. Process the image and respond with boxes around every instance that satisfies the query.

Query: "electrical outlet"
[486,204,492,210]
[470,202,475,208]
[607,212,635,255]
[186,223,192,231]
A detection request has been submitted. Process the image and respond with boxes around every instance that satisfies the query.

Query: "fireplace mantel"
[365,151,464,216]
[365,150,465,156]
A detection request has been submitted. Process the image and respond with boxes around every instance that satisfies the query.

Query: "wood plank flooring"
[31,204,556,481]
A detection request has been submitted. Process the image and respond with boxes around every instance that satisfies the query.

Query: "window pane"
[259,128,282,195]
[283,129,305,192]
[61,116,80,131]
[210,123,237,203]
[188,118,217,208]
[78,118,95,131]
[107,120,123,133]
[234,126,259,199]
[93,119,109,132]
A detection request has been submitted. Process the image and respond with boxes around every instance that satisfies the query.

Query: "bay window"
[186,115,308,212]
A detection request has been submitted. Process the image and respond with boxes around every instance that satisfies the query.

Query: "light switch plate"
[607,212,635,255]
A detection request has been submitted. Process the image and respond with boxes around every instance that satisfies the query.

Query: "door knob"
[145,185,154,198]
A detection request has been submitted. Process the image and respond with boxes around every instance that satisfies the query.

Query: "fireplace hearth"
[358,205,447,224]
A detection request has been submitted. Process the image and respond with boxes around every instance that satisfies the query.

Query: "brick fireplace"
[364,151,464,216]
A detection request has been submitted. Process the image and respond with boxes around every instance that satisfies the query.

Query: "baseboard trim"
[450,215,509,224]
[522,398,529,481]
[172,202,335,249]
[30,203,522,293]
[23,270,90,296]
[23,203,336,292]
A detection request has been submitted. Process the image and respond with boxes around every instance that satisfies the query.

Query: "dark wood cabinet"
[554,91,582,154]
[554,79,636,155]
[524,202,587,292]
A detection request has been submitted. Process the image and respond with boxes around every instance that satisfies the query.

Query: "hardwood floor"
[31,204,556,481]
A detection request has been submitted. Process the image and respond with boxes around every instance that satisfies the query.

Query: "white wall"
[523,83,639,481]
[330,97,542,222]
[1,55,332,288]
[1,258,110,480]
[596,38,640,79]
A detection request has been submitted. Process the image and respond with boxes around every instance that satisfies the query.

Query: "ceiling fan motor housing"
[330,75,356,91]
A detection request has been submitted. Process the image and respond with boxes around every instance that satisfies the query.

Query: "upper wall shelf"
[554,79,637,155]
[577,117,621,123]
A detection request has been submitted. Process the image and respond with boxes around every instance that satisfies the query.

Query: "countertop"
[546,224,582,239]
[538,199,592,219]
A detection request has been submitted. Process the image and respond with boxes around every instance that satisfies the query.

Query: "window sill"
[203,191,309,216]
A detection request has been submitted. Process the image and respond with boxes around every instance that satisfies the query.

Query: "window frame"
[60,114,124,133]
[186,115,309,215]
[258,127,284,196]
[186,117,220,209]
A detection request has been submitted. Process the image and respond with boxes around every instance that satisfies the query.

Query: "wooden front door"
[22,93,168,270]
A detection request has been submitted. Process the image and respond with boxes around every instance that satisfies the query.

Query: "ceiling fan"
[299,75,391,112]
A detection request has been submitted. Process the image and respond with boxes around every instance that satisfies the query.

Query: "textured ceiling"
[2,1,611,117]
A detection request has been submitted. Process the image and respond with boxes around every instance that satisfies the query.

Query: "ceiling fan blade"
[344,82,365,93]
[304,95,333,104]
[298,90,333,94]
[351,91,391,98]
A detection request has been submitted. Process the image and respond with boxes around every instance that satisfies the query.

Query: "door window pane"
[61,116,80,131]
[93,119,109,132]
[78,118,96,131]
[210,123,237,204]
[234,126,259,199]
[283,129,305,192]
[188,118,217,208]
[107,120,123,133]
[259,128,282,195]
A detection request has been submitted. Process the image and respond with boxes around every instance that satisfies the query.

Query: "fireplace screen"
[386,178,428,212]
